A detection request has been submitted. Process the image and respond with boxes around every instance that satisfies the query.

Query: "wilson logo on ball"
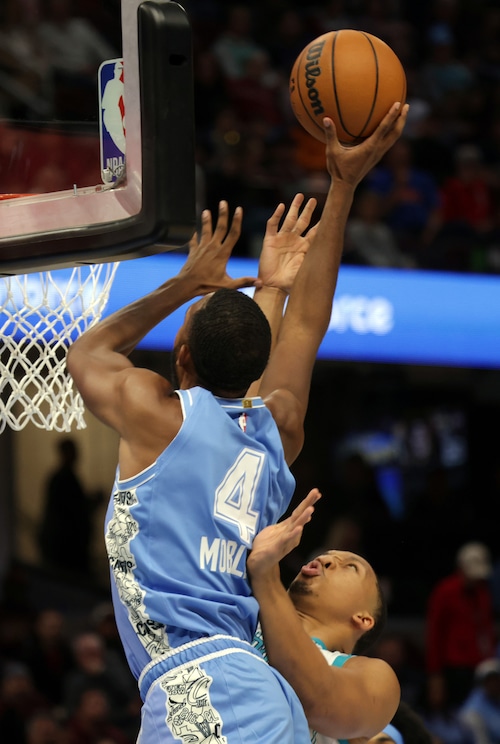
[304,41,326,116]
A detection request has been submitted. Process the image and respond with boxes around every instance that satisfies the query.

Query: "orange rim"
[0,193,33,200]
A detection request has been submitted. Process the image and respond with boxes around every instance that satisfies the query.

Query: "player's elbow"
[309,664,400,740]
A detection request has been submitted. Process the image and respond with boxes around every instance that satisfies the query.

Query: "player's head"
[288,549,387,654]
[368,701,433,744]
[174,288,271,395]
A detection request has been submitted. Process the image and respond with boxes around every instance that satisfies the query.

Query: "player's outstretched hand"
[247,488,321,582]
[258,193,318,295]
[181,200,259,294]
[323,102,409,188]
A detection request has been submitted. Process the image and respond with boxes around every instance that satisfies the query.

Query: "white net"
[0,263,119,433]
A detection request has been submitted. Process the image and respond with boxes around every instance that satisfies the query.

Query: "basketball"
[289,29,407,145]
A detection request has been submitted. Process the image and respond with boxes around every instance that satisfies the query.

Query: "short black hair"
[188,288,271,394]
[391,701,434,744]
[352,576,387,655]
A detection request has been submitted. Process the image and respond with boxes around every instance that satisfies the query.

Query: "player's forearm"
[246,286,287,396]
[69,274,199,358]
[253,286,287,349]
[280,180,354,342]
[251,569,337,721]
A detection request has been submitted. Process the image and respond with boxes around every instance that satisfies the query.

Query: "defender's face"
[289,550,378,621]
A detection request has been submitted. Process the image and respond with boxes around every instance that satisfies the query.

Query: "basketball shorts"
[137,634,310,743]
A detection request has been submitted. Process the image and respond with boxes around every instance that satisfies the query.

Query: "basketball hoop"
[0,195,119,432]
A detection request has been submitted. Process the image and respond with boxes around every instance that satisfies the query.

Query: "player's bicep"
[66,345,134,429]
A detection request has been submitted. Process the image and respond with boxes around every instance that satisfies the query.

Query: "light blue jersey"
[104,388,308,743]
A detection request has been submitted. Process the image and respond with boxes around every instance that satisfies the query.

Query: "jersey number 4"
[214,448,264,546]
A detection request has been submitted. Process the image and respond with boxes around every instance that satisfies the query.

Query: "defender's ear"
[352,611,375,633]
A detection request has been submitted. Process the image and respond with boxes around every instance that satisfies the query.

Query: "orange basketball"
[289,29,407,145]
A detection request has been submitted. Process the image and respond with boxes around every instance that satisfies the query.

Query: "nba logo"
[98,58,126,184]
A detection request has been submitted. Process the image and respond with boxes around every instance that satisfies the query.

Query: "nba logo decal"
[99,58,126,184]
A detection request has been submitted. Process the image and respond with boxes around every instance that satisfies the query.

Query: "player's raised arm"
[66,202,256,433]
[246,193,317,397]
[260,103,409,464]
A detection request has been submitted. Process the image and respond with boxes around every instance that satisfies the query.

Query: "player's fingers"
[392,102,409,138]
[223,206,243,249]
[213,200,230,240]
[294,197,317,235]
[200,209,213,242]
[266,203,286,236]
[188,229,198,250]
[323,117,340,151]
[375,101,404,139]
[290,488,322,524]
[227,276,260,291]
[281,193,305,231]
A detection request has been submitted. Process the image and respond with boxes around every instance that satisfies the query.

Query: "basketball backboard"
[0,0,196,275]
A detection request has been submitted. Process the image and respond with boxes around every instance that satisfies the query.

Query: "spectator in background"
[38,0,116,119]
[0,662,49,743]
[345,188,416,268]
[0,0,53,119]
[459,658,500,744]
[313,0,359,34]
[226,49,285,135]
[22,608,74,709]
[421,24,474,105]
[425,542,497,712]
[211,5,264,80]
[65,688,131,744]
[429,143,496,271]
[193,50,228,146]
[266,9,313,77]
[440,144,495,235]
[63,632,137,733]
[364,138,442,260]
[38,438,103,579]
[25,710,66,744]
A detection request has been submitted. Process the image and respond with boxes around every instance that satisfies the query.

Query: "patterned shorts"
[137,635,310,744]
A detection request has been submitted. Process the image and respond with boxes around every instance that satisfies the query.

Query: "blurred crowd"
[2,1,500,742]
[0,598,142,744]
[1,0,500,271]
[184,0,500,272]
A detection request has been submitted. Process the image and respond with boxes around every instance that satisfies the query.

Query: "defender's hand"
[247,489,321,581]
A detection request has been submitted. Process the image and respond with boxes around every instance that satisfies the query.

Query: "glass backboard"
[0,0,196,275]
